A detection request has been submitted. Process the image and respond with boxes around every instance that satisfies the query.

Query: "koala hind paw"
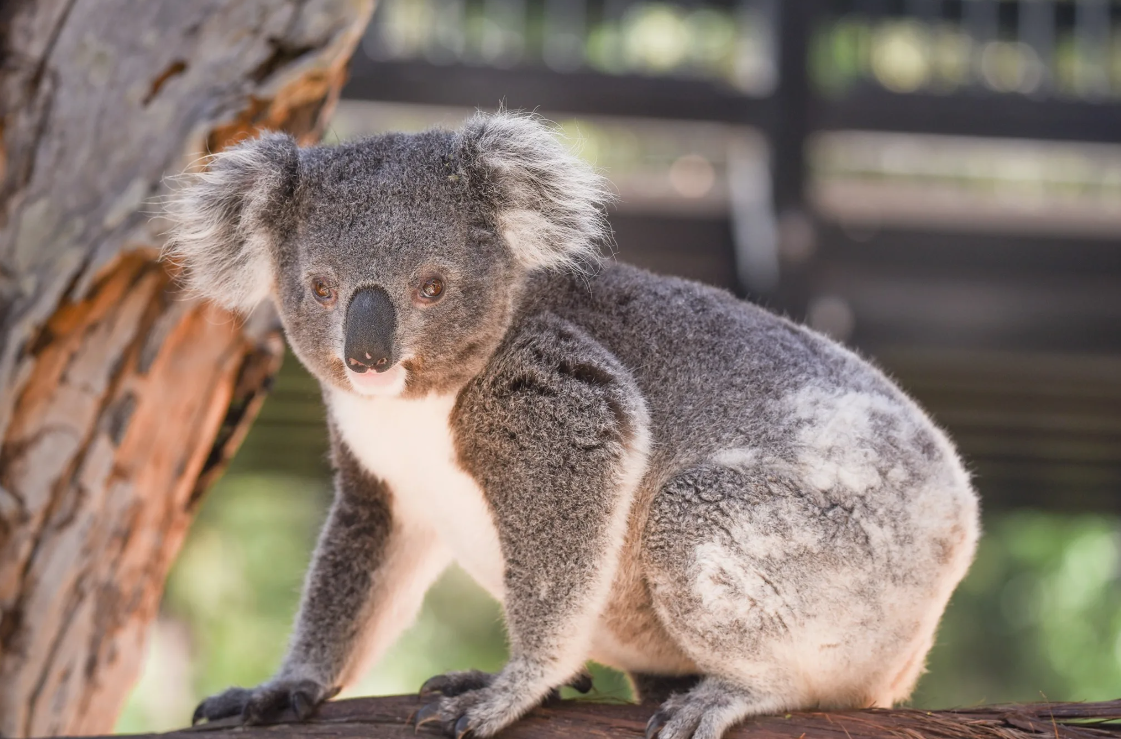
[191,680,337,726]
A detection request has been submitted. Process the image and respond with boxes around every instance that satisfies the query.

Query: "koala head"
[165,112,611,398]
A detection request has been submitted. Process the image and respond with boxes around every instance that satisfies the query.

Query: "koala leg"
[634,464,826,739]
[641,459,966,738]
[415,316,650,738]
[193,443,449,726]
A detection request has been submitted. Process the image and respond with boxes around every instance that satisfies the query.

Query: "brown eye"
[312,279,335,304]
[419,276,444,301]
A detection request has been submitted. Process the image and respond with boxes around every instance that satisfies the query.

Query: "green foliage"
[166,475,328,694]
[117,474,328,733]
[914,511,1121,708]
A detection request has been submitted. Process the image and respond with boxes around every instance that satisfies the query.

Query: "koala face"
[166,114,611,398]
[274,131,523,397]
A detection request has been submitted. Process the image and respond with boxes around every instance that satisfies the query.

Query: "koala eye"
[418,276,445,302]
[311,278,336,306]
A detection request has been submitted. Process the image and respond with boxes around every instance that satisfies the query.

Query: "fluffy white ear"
[456,112,613,273]
[164,133,300,313]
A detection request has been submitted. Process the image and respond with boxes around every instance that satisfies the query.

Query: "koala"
[166,112,979,739]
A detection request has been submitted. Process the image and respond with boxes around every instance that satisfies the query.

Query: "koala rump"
[168,112,979,739]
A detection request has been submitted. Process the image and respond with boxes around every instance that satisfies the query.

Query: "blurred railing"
[353,0,1121,125]
[344,0,1121,285]
[251,0,1121,509]
[817,0,1119,100]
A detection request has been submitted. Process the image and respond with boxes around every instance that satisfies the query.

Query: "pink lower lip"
[346,363,404,391]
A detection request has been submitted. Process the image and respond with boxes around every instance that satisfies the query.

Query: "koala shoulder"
[452,313,649,482]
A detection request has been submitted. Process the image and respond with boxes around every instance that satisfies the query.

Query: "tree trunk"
[0,1,374,735]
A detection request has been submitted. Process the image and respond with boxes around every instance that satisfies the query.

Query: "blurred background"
[120,0,1121,731]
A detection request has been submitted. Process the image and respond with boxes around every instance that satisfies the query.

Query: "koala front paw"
[413,690,492,738]
[643,678,762,739]
[413,670,593,738]
[191,680,338,726]
[419,669,496,698]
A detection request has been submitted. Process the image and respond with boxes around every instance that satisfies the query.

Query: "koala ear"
[456,112,613,273]
[164,133,300,313]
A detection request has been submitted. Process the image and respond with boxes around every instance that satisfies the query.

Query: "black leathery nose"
[344,286,397,373]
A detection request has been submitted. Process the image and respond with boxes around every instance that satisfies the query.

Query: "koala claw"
[191,687,253,725]
[454,714,474,739]
[412,702,447,733]
[191,680,335,726]
[290,690,317,721]
[419,670,493,698]
[645,709,670,739]
[412,697,481,738]
[418,669,593,700]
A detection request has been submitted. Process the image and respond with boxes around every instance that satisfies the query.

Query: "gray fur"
[171,112,980,739]
[164,134,300,313]
[428,314,650,735]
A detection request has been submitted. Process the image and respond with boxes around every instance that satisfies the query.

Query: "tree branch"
[61,695,1121,739]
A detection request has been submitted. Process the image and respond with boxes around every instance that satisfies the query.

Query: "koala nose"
[344,286,397,373]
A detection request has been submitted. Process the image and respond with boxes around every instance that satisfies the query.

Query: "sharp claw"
[454,714,473,739]
[413,702,442,732]
[241,706,262,726]
[419,676,446,697]
[292,692,314,721]
[645,711,668,739]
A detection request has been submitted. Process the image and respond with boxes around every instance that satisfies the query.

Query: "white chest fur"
[326,389,506,599]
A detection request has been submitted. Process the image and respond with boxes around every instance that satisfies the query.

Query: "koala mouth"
[346,362,407,397]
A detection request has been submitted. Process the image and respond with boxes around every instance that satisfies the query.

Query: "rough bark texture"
[44,695,1121,739]
[0,1,375,736]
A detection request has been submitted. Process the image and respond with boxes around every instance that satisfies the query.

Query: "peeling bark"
[0,1,375,735]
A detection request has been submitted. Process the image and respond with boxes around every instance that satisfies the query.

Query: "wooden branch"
[65,695,1121,739]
